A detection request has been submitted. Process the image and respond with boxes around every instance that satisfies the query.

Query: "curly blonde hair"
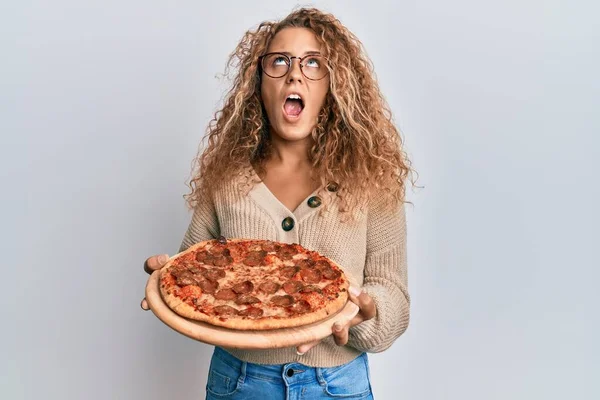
[185,7,417,215]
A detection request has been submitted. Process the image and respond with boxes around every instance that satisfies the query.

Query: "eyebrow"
[274,51,322,56]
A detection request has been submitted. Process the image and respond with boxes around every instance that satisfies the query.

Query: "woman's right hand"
[140,254,169,310]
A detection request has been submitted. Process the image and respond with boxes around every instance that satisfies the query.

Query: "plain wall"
[2,0,598,399]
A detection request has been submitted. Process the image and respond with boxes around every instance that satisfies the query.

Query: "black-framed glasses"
[259,52,329,81]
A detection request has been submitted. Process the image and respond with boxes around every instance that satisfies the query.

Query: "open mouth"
[283,93,304,118]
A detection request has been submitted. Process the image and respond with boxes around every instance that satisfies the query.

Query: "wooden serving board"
[145,270,360,349]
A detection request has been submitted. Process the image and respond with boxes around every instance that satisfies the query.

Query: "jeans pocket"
[206,351,245,397]
[321,353,372,398]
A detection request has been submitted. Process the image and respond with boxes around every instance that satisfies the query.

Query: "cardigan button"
[307,196,322,208]
[282,217,295,231]
[326,182,339,192]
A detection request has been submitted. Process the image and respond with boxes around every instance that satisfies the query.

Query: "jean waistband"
[213,346,366,384]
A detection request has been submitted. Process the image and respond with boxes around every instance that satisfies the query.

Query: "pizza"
[158,237,349,330]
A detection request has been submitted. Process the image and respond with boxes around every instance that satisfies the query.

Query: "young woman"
[141,7,415,399]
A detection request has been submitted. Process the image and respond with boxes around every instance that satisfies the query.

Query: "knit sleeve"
[346,197,410,353]
[178,192,220,252]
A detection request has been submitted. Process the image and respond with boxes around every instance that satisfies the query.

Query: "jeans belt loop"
[238,361,247,385]
[315,367,327,386]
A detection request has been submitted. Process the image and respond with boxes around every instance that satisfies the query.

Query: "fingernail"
[158,254,168,264]
[349,286,361,297]
[333,323,343,331]
[296,350,305,356]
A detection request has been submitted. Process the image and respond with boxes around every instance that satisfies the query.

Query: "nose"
[286,57,303,83]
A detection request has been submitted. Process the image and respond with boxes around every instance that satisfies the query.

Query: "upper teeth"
[287,94,301,100]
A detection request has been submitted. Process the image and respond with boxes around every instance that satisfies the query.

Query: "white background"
[2,1,598,399]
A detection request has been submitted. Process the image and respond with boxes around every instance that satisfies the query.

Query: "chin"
[278,131,313,143]
[271,124,313,142]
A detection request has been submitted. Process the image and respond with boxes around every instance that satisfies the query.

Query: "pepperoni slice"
[212,255,233,267]
[296,259,316,269]
[198,254,217,266]
[238,307,264,318]
[169,265,190,278]
[322,267,341,280]
[280,266,299,279]
[195,251,207,262]
[259,281,280,294]
[278,245,299,260]
[203,268,226,282]
[257,250,268,258]
[289,299,311,314]
[235,294,260,305]
[207,246,220,255]
[188,266,207,275]
[299,285,322,294]
[214,288,237,300]
[315,260,331,270]
[208,245,232,261]
[198,279,218,294]
[195,251,213,263]
[244,250,267,267]
[175,272,199,287]
[261,241,281,252]
[282,280,304,294]
[232,280,254,294]
[271,295,295,306]
[300,268,322,284]
[169,266,188,278]
[209,244,226,255]
[213,305,238,316]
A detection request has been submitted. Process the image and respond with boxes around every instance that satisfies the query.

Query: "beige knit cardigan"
[179,174,410,367]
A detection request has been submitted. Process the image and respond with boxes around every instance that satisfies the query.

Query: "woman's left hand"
[296,286,376,355]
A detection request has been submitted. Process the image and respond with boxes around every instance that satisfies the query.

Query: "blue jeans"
[205,347,374,399]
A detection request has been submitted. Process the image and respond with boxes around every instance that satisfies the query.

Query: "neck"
[268,133,312,169]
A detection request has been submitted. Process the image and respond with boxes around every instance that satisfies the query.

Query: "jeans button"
[286,368,294,377]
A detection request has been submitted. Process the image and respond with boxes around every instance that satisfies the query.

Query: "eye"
[273,56,288,66]
[304,57,321,68]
